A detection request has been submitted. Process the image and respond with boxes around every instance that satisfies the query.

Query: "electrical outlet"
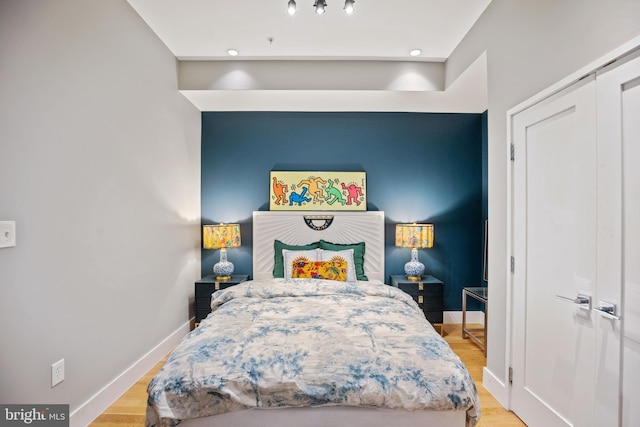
[0,221,16,248]
[51,359,64,387]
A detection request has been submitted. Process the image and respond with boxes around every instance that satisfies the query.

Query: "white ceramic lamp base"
[213,248,234,281]
[404,248,425,281]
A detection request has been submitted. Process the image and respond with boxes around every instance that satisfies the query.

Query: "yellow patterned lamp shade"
[203,224,241,249]
[203,224,241,281]
[395,224,434,248]
[395,223,434,280]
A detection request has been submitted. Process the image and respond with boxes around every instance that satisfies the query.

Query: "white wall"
[0,0,201,420]
[446,0,640,403]
[179,60,446,91]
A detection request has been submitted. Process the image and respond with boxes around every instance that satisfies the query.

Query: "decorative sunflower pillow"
[319,249,356,282]
[282,249,321,278]
[291,259,348,281]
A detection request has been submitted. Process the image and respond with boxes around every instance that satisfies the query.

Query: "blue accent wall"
[201,111,485,311]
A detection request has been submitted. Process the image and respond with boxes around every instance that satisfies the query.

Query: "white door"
[511,51,640,427]
[621,65,640,427]
[511,77,598,427]
[596,53,640,427]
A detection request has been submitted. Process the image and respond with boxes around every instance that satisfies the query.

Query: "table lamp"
[203,223,241,281]
[395,223,434,281]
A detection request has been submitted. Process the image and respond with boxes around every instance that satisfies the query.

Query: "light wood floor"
[90,324,526,426]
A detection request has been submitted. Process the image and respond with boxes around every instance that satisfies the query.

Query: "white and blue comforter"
[146,278,480,426]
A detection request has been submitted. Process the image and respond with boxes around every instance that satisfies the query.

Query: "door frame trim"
[501,34,640,412]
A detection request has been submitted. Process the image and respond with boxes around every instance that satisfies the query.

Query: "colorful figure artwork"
[270,171,366,211]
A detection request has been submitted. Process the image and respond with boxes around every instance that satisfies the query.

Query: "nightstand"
[390,274,444,335]
[195,274,249,326]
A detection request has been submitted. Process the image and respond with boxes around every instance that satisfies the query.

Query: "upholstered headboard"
[252,211,385,283]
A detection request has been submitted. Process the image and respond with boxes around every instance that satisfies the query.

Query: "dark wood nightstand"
[390,274,444,335]
[195,274,249,326]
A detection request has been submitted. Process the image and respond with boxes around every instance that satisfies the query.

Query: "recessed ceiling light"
[227,49,239,56]
[410,49,422,57]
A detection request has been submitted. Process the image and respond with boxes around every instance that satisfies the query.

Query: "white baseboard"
[482,366,510,409]
[444,310,485,324]
[70,320,191,427]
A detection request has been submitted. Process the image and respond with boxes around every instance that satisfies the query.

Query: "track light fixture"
[287,0,296,15]
[289,1,354,15]
[314,0,327,14]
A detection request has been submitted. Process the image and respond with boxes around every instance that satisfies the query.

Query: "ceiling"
[126,0,491,61]
[125,0,491,112]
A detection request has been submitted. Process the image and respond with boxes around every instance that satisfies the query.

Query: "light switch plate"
[0,221,16,248]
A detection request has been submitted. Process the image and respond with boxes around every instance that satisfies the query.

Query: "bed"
[145,211,480,427]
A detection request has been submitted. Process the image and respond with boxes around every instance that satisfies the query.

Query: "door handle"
[594,300,621,320]
[555,293,591,311]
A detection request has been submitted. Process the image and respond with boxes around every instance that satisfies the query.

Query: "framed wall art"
[270,171,366,211]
